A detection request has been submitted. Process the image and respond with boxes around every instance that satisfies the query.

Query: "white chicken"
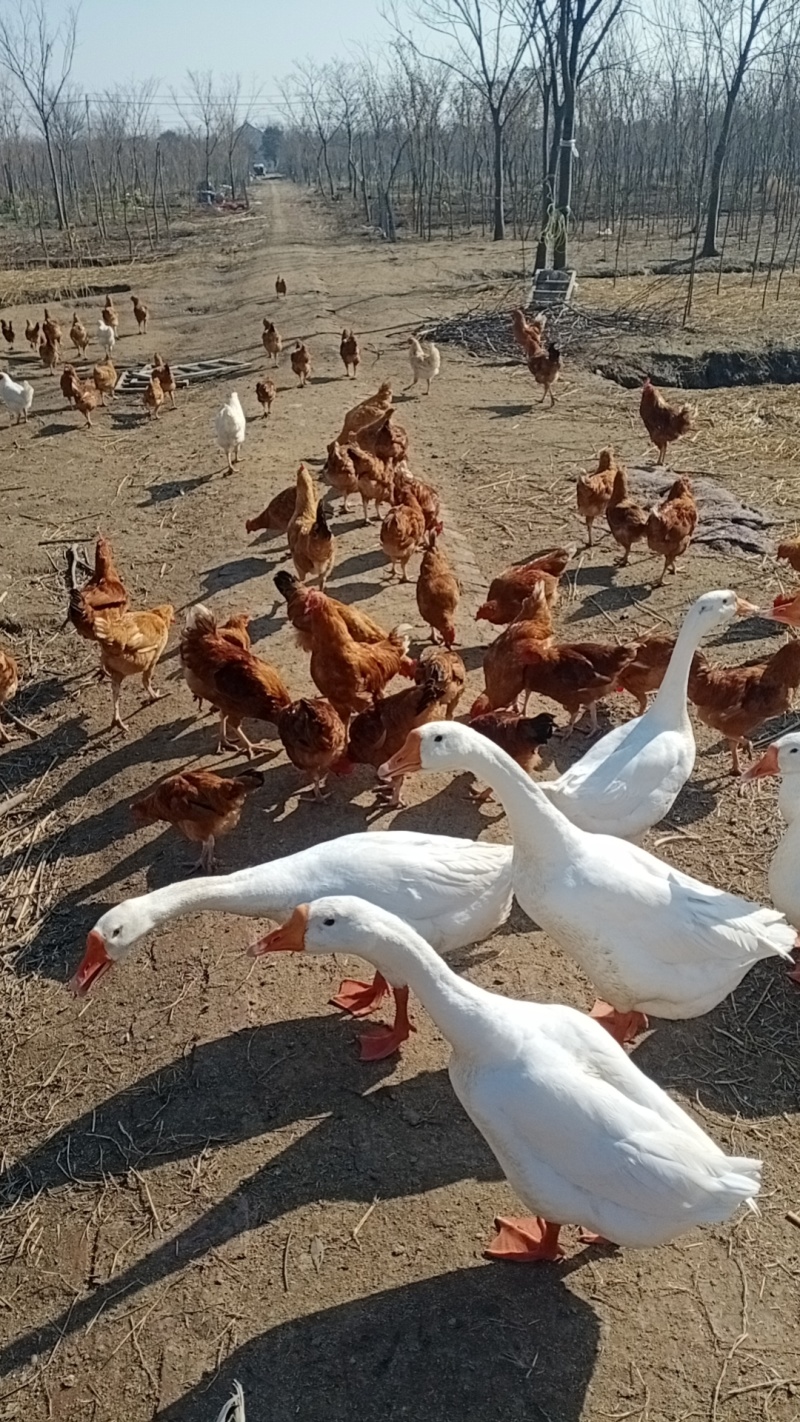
[406,335,441,396]
[96,321,115,356]
[214,391,246,474]
[0,371,34,426]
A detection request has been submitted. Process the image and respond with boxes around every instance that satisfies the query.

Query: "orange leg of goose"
[577,1227,616,1247]
[331,971,390,1017]
[357,986,416,1061]
[590,1000,649,1046]
[485,1216,564,1262]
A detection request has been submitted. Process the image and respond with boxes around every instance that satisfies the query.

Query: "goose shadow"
[0,1017,506,1381]
[630,957,800,1119]
[156,1262,599,1422]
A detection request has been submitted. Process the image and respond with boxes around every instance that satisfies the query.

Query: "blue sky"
[51,0,392,124]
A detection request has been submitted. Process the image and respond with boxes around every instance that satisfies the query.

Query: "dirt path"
[0,179,798,1422]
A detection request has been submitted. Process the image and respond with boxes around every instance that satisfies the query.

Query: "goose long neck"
[651,608,705,723]
[358,919,499,1057]
[134,864,297,931]
[456,737,578,859]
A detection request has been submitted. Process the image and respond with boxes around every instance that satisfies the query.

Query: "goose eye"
[434,734,443,743]
[323,917,335,926]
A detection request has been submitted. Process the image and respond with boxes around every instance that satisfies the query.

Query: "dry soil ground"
[0,179,798,1422]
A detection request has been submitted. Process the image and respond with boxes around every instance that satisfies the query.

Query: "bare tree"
[529,0,625,268]
[281,62,344,200]
[696,0,791,256]
[390,0,535,239]
[172,70,222,191]
[0,0,78,231]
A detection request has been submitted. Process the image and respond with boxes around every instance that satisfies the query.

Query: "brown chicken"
[394,466,442,539]
[337,380,393,444]
[340,330,360,378]
[153,353,177,408]
[143,377,164,420]
[246,486,297,537]
[133,767,263,871]
[66,536,129,640]
[350,444,394,522]
[0,646,19,742]
[646,475,698,584]
[131,295,148,333]
[180,604,292,756]
[416,533,460,644]
[606,467,648,566]
[288,464,336,587]
[527,343,561,406]
[255,377,276,417]
[290,342,311,387]
[42,309,61,346]
[478,635,637,732]
[353,407,409,468]
[69,312,89,357]
[277,697,347,799]
[342,675,448,806]
[92,604,175,731]
[304,590,415,723]
[275,275,287,297]
[92,354,117,405]
[101,295,118,332]
[75,384,100,428]
[511,308,546,359]
[615,634,678,715]
[576,448,618,547]
[324,441,360,513]
[25,320,40,350]
[274,569,387,652]
[468,709,557,802]
[60,364,82,406]
[776,537,800,574]
[481,583,555,710]
[262,320,282,365]
[639,378,694,465]
[380,485,426,581]
[414,645,465,720]
[475,546,573,625]
[688,641,800,774]
[39,335,59,374]
[1,319,14,349]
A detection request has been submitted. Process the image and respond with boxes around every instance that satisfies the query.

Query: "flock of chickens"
[2,292,800,872]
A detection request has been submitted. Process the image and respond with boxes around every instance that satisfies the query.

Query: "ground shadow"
[472,402,532,419]
[157,1262,599,1422]
[201,557,269,594]
[630,957,800,1118]
[140,474,214,505]
[33,420,80,439]
[0,1018,505,1379]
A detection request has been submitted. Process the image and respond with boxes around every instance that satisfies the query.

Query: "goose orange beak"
[249,903,309,956]
[741,744,780,781]
[734,597,759,616]
[379,729,423,781]
[70,929,112,996]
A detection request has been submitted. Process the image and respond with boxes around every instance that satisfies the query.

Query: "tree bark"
[700,106,734,258]
[553,86,575,269]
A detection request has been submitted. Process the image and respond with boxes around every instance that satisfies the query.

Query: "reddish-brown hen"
[277,697,347,800]
[133,768,263,871]
[476,546,572,626]
[688,641,800,774]
[639,378,694,465]
[646,475,698,584]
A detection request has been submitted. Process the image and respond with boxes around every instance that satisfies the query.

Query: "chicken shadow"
[472,402,532,419]
[109,410,149,430]
[157,1263,599,1422]
[33,420,81,439]
[140,474,214,505]
[331,547,387,578]
[201,557,270,594]
[630,958,800,1120]
[0,1019,506,1382]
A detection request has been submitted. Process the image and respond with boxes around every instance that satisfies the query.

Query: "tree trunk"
[43,126,67,230]
[700,114,733,258]
[553,86,576,270]
[491,114,504,240]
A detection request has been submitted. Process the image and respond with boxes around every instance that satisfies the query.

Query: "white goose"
[259,896,761,1260]
[541,590,757,841]
[381,724,795,1042]
[743,733,800,979]
[73,830,513,1060]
